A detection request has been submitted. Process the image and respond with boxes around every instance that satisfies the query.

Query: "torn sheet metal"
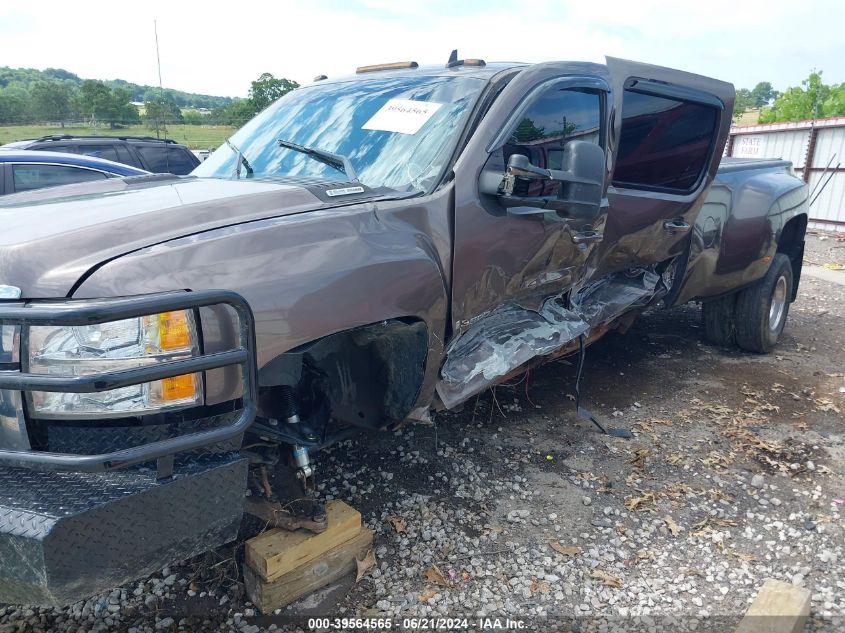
[436,268,668,411]
[436,298,588,409]
[571,269,665,327]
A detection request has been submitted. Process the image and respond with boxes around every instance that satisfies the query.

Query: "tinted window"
[135,146,181,174]
[509,88,602,153]
[613,89,718,191]
[12,164,108,192]
[116,145,137,166]
[77,144,120,163]
[165,148,199,174]
[501,87,603,197]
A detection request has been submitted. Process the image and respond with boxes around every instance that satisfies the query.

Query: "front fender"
[73,200,450,414]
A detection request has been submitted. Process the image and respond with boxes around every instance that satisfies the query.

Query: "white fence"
[726,116,845,232]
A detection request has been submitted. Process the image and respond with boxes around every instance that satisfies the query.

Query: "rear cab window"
[613,88,719,192]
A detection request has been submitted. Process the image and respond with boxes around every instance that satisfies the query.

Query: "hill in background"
[0,66,233,110]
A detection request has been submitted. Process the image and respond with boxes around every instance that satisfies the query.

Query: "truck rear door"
[589,58,734,281]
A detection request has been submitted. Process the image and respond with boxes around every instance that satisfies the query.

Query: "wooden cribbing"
[245,500,362,582]
[735,578,811,633]
[245,526,373,613]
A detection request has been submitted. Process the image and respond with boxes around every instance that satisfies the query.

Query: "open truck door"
[588,57,734,283]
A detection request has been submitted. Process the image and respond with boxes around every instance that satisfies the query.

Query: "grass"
[734,108,762,126]
[0,124,235,149]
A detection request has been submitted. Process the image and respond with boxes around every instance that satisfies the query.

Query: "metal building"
[726,116,845,232]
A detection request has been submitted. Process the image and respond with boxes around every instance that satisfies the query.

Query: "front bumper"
[0,290,258,606]
[0,454,247,606]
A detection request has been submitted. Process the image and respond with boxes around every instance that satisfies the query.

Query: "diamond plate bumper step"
[0,454,247,606]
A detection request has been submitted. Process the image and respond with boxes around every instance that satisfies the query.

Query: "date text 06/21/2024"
[306,617,527,630]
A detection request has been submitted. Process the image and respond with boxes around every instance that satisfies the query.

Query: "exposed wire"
[524,368,539,409]
[490,386,507,419]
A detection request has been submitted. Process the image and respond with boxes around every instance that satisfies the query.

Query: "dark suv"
[2,135,200,175]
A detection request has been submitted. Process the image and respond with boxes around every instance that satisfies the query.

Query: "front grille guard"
[0,290,258,473]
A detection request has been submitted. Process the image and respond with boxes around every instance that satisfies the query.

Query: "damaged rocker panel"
[435,268,666,409]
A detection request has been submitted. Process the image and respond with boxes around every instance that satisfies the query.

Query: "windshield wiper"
[277,139,358,182]
[225,139,253,179]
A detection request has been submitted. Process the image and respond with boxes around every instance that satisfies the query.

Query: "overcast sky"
[1,0,842,98]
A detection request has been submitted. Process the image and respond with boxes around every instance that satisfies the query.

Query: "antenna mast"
[154,19,166,139]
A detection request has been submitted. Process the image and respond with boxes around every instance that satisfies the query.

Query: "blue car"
[0,148,149,196]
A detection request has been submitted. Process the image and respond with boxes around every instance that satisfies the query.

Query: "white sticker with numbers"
[362,99,443,135]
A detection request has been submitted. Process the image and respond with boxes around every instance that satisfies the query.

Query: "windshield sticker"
[362,99,443,135]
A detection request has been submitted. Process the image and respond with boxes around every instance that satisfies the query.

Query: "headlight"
[0,324,18,364]
[27,310,203,419]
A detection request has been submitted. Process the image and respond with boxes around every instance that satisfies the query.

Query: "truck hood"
[0,176,326,297]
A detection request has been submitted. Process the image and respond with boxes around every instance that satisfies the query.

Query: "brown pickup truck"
[0,55,808,605]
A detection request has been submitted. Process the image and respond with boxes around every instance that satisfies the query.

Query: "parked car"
[0,148,149,195]
[2,135,200,175]
[0,56,808,606]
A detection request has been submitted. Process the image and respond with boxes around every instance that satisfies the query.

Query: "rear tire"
[702,294,737,347]
[734,253,793,353]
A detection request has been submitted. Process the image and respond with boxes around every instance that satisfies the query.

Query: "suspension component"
[279,385,315,486]
[279,385,301,424]
[292,444,314,485]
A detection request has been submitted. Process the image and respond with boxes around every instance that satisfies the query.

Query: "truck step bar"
[0,453,248,606]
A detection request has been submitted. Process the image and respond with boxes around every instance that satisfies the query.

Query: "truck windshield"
[194,75,487,194]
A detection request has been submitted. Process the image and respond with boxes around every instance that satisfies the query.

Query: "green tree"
[512,118,546,142]
[0,86,31,124]
[143,95,183,134]
[750,81,778,107]
[182,110,209,125]
[30,81,77,124]
[42,68,80,83]
[210,99,256,127]
[759,71,838,123]
[733,88,754,121]
[79,81,138,127]
[79,80,116,125]
[248,73,299,112]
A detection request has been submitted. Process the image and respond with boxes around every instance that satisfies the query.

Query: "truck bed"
[717,156,793,174]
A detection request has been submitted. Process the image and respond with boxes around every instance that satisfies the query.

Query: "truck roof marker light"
[446,49,486,69]
[447,58,486,69]
[356,61,419,74]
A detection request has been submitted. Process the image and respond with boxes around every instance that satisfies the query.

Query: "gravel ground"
[2,233,843,633]
[804,229,845,268]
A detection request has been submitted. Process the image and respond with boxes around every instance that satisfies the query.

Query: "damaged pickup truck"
[0,55,808,605]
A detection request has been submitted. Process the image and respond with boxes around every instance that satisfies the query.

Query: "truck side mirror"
[480,141,605,219]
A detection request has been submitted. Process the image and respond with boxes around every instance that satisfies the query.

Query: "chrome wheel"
[769,275,788,332]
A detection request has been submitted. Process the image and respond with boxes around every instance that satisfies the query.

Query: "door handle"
[572,229,603,244]
[663,219,691,233]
